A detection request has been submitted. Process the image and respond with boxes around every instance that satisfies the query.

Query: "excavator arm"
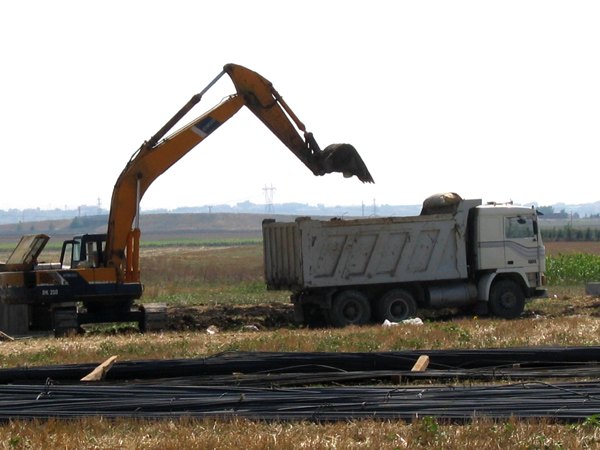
[105,63,373,280]
[223,64,373,179]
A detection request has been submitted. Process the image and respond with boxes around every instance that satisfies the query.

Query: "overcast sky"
[1,1,598,211]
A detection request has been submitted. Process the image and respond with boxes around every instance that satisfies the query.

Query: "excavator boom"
[0,63,374,336]
[106,63,373,278]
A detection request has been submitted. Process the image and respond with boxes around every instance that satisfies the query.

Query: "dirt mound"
[167,303,295,332]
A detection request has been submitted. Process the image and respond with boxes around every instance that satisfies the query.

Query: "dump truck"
[262,193,546,327]
[0,63,372,336]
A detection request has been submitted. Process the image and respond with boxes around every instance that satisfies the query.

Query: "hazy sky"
[1,1,598,211]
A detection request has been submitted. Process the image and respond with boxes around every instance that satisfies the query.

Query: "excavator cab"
[60,234,106,269]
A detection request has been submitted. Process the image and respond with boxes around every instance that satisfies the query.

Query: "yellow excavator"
[0,63,373,336]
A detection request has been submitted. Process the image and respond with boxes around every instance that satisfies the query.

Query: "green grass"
[141,238,262,248]
[140,245,289,306]
[145,281,287,306]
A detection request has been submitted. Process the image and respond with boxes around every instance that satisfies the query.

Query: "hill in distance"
[1,200,599,244]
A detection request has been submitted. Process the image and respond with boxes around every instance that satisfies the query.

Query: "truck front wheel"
[329,290,371,327]
[375,289,417,323]
[489,279,525,319]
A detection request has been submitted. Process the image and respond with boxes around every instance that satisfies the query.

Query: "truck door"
[503,214,541,271]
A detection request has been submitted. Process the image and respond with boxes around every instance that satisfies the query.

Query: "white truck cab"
[473,203,546,304]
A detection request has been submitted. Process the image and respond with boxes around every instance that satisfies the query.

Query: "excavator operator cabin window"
[86,241,98,267]
[71,240,82,265]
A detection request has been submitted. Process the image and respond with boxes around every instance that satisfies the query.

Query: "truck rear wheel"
[375,289,417,323]
[329,290,371,327]
[489,279,525,319]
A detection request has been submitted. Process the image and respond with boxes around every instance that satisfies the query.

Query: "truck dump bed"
[263,199,480,291]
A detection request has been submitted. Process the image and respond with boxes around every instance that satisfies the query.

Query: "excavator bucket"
[318,143,374,183]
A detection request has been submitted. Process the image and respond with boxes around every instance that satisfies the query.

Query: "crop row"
[546,253,600,285]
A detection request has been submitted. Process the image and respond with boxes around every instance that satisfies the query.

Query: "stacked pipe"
[1,347,600,422]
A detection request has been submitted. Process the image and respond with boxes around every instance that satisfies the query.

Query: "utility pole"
[263,184,276,214]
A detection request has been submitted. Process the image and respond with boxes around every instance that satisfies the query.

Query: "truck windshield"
[505,216,535,239]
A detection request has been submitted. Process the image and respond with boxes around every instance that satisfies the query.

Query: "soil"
[166,302,295,332]
[163,288,600,332]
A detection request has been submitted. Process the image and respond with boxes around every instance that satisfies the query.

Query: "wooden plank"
[81,356,118,382]
[411,355,430,372]
[392,354,430,384]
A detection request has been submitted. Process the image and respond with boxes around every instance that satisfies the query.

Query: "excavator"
[0,63,373,336]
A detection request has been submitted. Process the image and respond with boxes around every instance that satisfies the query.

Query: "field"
[546,241,600,256]
[0,240,600,448]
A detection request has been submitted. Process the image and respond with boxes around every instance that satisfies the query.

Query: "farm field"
[546,240,600,255]
[0,241,599,448]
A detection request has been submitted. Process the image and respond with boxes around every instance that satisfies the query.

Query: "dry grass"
[2,290,599,448]
[1,315,599,369]
[1,243,600,448]
[0,417,599,450]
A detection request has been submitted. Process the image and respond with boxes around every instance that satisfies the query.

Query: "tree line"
[541,226,600,241]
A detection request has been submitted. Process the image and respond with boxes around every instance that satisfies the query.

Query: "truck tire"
[489,279,525,319]
[329,290,371,327]
[375,289,417,323]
